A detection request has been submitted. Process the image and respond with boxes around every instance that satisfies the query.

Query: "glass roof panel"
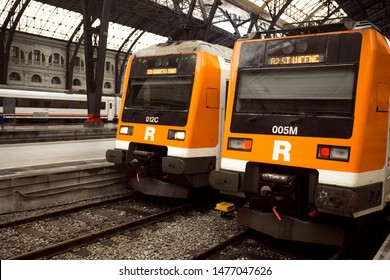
[247,0,347,24]
[0,0,166,52]
[0,0,348,52]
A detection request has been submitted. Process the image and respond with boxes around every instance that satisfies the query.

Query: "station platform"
[0,138,115,171]
[0,135,129,214]
[0,123,117,144]
[374,232,390,260]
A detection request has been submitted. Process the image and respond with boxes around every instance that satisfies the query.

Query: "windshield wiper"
[247,111,303,123]
[247,114,271,122]
[290,111,351,125]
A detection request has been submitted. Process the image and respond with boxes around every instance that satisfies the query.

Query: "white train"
[0,86,121,122]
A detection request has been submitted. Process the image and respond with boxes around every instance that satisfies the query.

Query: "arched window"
[73,78,81,86]
[104,82,111,89]
[9,72,21,81]
[49,53,64,66]
[11,46,20,59]
[51,76,61,84]
[75,56,85,68]
[10,46,25,63]
[28,50,45,64]
[31,74,42,83]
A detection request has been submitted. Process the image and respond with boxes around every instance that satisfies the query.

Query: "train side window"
[74,101,82,109]
[44,101,52,108]
[29,99,40,107]
[60,100,68,108]
[225,80,229,119]
[15,98,22,107]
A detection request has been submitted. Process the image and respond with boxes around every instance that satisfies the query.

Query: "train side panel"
[0,87,118,122]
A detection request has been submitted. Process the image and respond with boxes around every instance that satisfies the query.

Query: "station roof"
[0,0,389,51]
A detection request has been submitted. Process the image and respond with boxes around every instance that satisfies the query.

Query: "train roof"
[133,40,232,59]
[241,21,383,41]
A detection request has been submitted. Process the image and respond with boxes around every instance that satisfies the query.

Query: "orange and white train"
[210,21,390,245]
[0,86,119,122]
[106,40,231,198]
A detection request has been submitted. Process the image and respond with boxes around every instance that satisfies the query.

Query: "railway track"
[0,193,137,229]
[194,210,390,260]
[2,192,386,260]
[10,204,194,260]
[189,228,339,260]
[0,193,192,259]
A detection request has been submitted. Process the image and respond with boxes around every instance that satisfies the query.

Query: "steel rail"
[9,203,195,260]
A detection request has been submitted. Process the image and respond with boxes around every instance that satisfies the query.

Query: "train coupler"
[215,202,236,218]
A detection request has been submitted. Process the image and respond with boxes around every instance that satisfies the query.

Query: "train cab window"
[31,74,42,83]
[235,66,355,116]
[9,72,21,81]
[125,77,193,111]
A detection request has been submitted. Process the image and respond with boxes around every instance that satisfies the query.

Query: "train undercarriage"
[106,142,216,199]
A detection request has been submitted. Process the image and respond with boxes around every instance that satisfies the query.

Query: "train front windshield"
[125,77,192,111]
[235,66,355,116]
[230,33,361,138]
[121,53,197,126]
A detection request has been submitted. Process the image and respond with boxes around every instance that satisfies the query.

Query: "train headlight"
[168,130,186,141]
[119,126,134,135]
[317,145,350,162]
[227,137,252,152]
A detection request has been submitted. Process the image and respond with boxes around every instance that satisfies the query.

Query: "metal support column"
[203,0,221,41]
[65,21,83,90]
[0,0,30,85]
[82,0,112,127]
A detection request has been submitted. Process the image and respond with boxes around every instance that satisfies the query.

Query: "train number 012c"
[272,125,298,135]
[146,116,159,123]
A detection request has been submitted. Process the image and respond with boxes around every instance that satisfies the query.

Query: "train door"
[216,57,230,171]
[107,100,114,121]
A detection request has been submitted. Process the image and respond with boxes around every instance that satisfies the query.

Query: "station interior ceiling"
[1,0,389,51]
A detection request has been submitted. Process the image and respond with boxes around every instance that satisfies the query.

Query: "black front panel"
[122,54,197,126]
[232,33,362,138]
